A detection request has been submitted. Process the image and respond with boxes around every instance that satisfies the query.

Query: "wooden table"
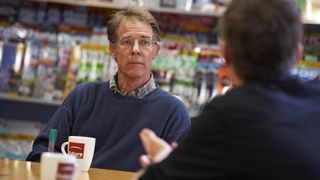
[0,159,137,180]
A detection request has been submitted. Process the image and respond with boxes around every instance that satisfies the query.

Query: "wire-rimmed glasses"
[115,38,159,49]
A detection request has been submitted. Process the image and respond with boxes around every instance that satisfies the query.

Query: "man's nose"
[131,40,141,54]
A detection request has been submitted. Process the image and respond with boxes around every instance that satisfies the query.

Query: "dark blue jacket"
[141,76,320,180]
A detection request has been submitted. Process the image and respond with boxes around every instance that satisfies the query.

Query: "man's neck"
[117,73,151,95]
[228,64,244,88]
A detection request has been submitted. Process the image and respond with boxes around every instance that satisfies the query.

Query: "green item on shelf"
[295,0,306,11]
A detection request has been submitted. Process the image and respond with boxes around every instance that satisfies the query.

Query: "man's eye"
[140,40,152,46]
[122,40,133,45]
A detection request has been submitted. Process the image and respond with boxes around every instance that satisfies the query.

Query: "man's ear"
[220,39,231,65]
[109,44,116,60]
[152,43,160,60]
[295,42,304,64]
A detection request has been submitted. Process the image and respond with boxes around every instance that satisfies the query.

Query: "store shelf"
[303,18,320,25]
[30,0,320,23]
[31,0,126,9]
[30,0,224,17]
[0,93,62,106]
[147,6,223,17]
[0,95,59,123]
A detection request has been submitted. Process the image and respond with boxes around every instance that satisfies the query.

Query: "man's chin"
[125,72,149,79]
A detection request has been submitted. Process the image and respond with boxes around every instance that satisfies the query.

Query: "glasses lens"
[139,39,153,48]
[119,39,134,48]
[117,39,154,49]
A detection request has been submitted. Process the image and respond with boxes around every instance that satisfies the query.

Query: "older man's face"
[110,19,160,81]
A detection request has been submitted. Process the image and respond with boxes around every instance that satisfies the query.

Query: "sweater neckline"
[105,83,161,102]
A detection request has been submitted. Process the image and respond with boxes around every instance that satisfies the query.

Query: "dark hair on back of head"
[220,0,303,81]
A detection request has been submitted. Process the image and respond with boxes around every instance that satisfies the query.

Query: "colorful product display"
[0,42,24,93]
[293,28,320,80]
[0,1,319,113]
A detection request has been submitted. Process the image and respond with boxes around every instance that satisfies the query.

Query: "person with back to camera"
[26,7,190,172]
[135,0,320,179]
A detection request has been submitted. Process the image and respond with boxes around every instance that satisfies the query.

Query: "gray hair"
[107,7,161,43]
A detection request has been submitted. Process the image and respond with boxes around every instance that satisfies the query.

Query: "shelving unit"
[303,19,320,25]
[29,0,320,24]
[0,93,61,106]
[30,0,225,17]
[0,95,59,123]
[31,0,131,9]
[1,0,319,122]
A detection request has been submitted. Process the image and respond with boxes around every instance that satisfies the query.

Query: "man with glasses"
[26,8,190,172]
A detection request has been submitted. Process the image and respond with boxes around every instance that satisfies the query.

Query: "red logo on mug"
[69,142,85,159]
[56,162,74,180]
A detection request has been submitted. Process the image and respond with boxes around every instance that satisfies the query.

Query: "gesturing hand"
[139,128,177,169]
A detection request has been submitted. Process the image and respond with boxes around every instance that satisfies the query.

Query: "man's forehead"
[117,19,153,38]
[119,34,152,39]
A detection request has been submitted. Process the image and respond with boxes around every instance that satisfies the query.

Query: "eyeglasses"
[115,38,159,49]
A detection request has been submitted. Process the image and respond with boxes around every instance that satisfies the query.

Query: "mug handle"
[61,142,69,155]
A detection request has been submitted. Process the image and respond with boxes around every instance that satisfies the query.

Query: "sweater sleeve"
[161,99,191,144]
[26,91,75,162]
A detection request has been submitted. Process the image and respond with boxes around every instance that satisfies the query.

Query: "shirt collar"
[109,73,157,99]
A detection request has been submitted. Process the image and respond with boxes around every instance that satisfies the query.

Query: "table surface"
[0,159,137,180]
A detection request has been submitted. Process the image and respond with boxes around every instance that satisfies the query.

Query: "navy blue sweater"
[26,82,190,171]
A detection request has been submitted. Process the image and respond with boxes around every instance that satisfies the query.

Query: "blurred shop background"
[0,0,319,160]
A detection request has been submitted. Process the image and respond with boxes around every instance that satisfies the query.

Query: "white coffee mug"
[40,152,79,180]
[61,136,96,171]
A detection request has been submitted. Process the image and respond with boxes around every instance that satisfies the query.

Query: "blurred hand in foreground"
[139,128,177,168]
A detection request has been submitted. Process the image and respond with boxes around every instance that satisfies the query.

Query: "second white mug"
[61,136,96,171]
[40,152,79,180]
